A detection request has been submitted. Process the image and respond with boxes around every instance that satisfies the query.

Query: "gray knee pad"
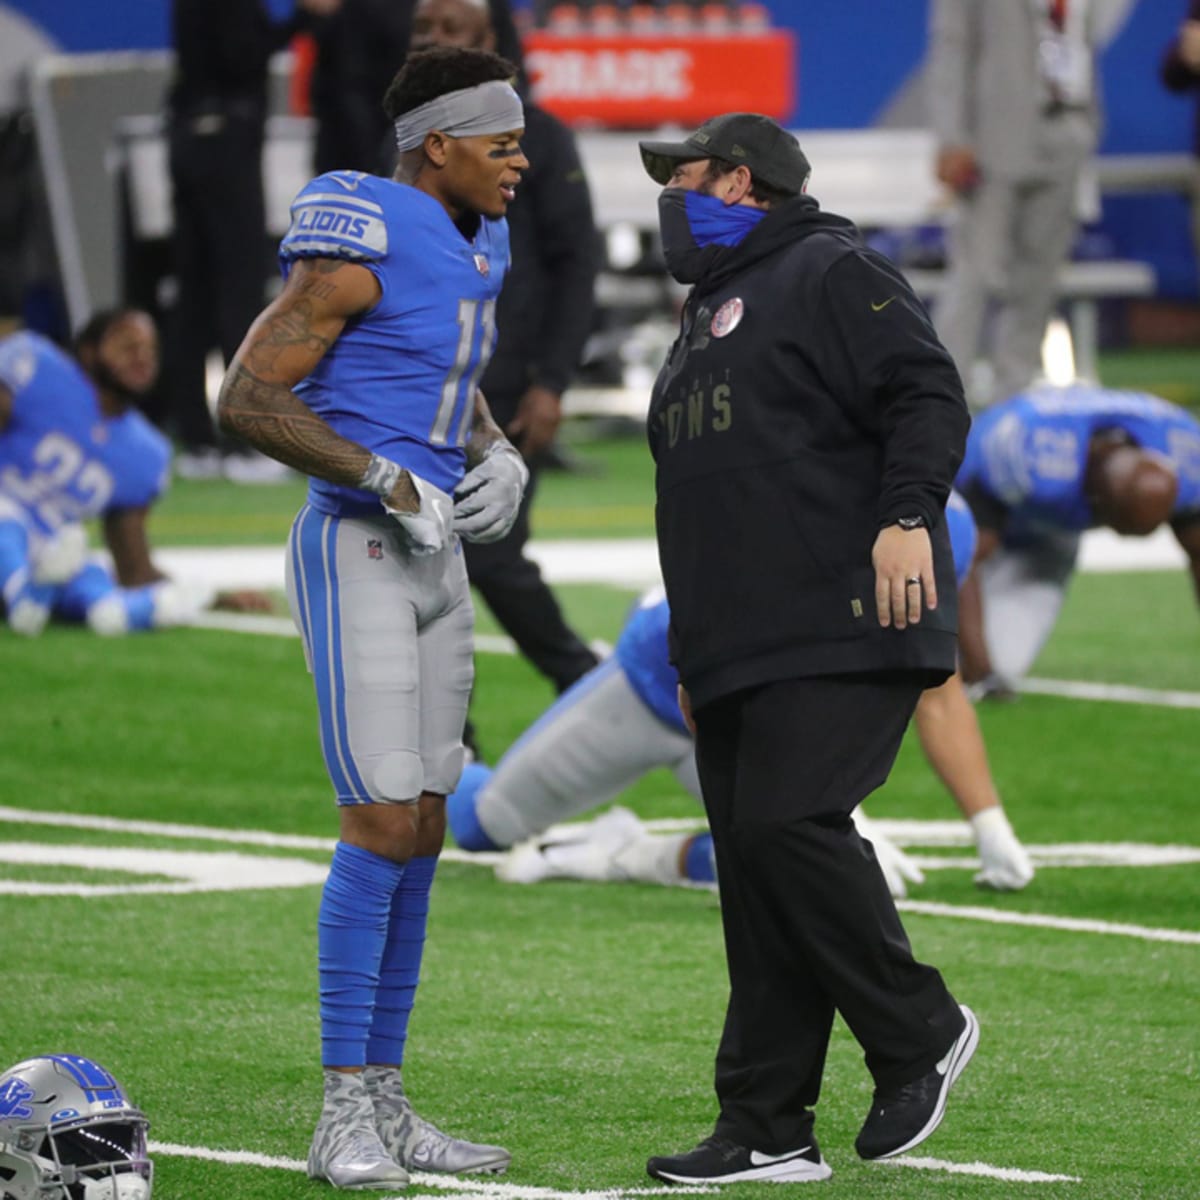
[373,750,424,803]
[426,745,465,798]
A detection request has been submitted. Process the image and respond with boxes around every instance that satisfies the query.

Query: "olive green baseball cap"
[639,112,811,195]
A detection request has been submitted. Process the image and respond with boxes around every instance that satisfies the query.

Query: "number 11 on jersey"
[430,298,497,447]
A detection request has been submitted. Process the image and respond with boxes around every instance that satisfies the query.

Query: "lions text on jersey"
[0,332,170,546]
[279,171,510,515]
[957,384,1200,537]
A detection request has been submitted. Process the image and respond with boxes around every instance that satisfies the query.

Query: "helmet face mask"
[0,1056,152,1200]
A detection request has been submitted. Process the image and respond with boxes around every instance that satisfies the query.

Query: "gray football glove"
[453,441,529,543]
[384,472,454,556]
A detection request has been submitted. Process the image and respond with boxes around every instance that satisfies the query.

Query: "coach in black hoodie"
[640,115,978,1185]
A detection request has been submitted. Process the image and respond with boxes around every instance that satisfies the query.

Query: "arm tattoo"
[218,287,378,489]
[219,363,371,487]
[464,391,509,467]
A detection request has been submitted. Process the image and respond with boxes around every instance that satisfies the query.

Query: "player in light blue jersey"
[955,382,1200,693]
[0,310,223,637]
[448,491,1034,896]
[218,47,529,1191]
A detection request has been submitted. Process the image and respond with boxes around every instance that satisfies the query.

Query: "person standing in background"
[307,0,411,176]
[411,0,602,730]
[1161,1,1200,260]
[926,0,1103,406]
[305,0,526,178]
[165,0,340,482]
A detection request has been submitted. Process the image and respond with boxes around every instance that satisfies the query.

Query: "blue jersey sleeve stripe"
[294,192,385,214]
[282,236,383,259]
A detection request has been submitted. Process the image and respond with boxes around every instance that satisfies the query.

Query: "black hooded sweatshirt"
[648,195,971,709]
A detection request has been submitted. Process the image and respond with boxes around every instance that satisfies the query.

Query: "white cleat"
[495,807,647,885]
[7,596,50,637]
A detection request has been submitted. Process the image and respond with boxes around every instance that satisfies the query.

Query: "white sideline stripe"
[897,899,1200,945]
[1020,676,1200,709]
[146,1141,717,1197]
[147,1140,1074,1190]
[188,609,517,656]
[887,1156,1080,1183]
[152,528,1187,595]
[2,807,1196,943]
[0,805,337,851]
[188,612,1200,711]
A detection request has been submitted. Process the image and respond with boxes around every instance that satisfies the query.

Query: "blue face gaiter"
[657,188,767,283]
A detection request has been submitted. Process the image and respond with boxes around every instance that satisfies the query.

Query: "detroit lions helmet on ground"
[0,1055,152,1200]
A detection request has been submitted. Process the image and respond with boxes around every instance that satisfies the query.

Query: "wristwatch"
[895,515,927,530]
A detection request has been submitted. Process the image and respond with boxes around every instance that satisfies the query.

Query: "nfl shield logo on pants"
[367,538,384,560]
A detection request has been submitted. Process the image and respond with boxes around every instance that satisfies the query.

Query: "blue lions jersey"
[0,332,170,540]
[614,588,688,735]
[945,488,978,588]
[957,384,1200,537]
[279,171,510,516]
[616,501,980,734]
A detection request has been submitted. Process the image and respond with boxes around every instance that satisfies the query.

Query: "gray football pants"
[936,115,1092,405]
[475,656,699,848]
[979,531,1080,689]
[285,504,474,804]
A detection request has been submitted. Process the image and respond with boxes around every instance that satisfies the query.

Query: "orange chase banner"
[523,31,796,127]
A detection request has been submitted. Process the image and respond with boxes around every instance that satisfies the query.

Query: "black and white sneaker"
[647,1135,832,1184]
[855,1004,980,1161]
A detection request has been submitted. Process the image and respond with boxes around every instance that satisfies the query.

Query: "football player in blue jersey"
[448,491,1034,895]
[955,382,1200,695]
[0,308,238,637]
[218,46,529,1191]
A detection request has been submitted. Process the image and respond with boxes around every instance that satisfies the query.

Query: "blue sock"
[0,520,28,598]
[0,521,51,611]
[684,833,717,884]
[445,763,500,851]
[319,842,406,1068]
[366,855,438,1066]
[117,583,160,632]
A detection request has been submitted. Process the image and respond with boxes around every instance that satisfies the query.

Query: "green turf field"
[5,383,1200,1198]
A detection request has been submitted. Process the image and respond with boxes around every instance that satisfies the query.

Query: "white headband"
[393,80,524,153]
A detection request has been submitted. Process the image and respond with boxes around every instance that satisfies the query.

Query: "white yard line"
[153,528,1187,596]
[148,1141,716,1197]
[1018,676,1200,709]
[188,609,517,657]
[187,611,1200,712]
[896,899,1200,945]
[147,1139,1078,1190]
[884,1156,1081,1183]
[2,808,1196,942]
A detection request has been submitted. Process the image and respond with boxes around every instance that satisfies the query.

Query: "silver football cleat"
[363,1066,511,1175]
[308,1070,411,1190]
